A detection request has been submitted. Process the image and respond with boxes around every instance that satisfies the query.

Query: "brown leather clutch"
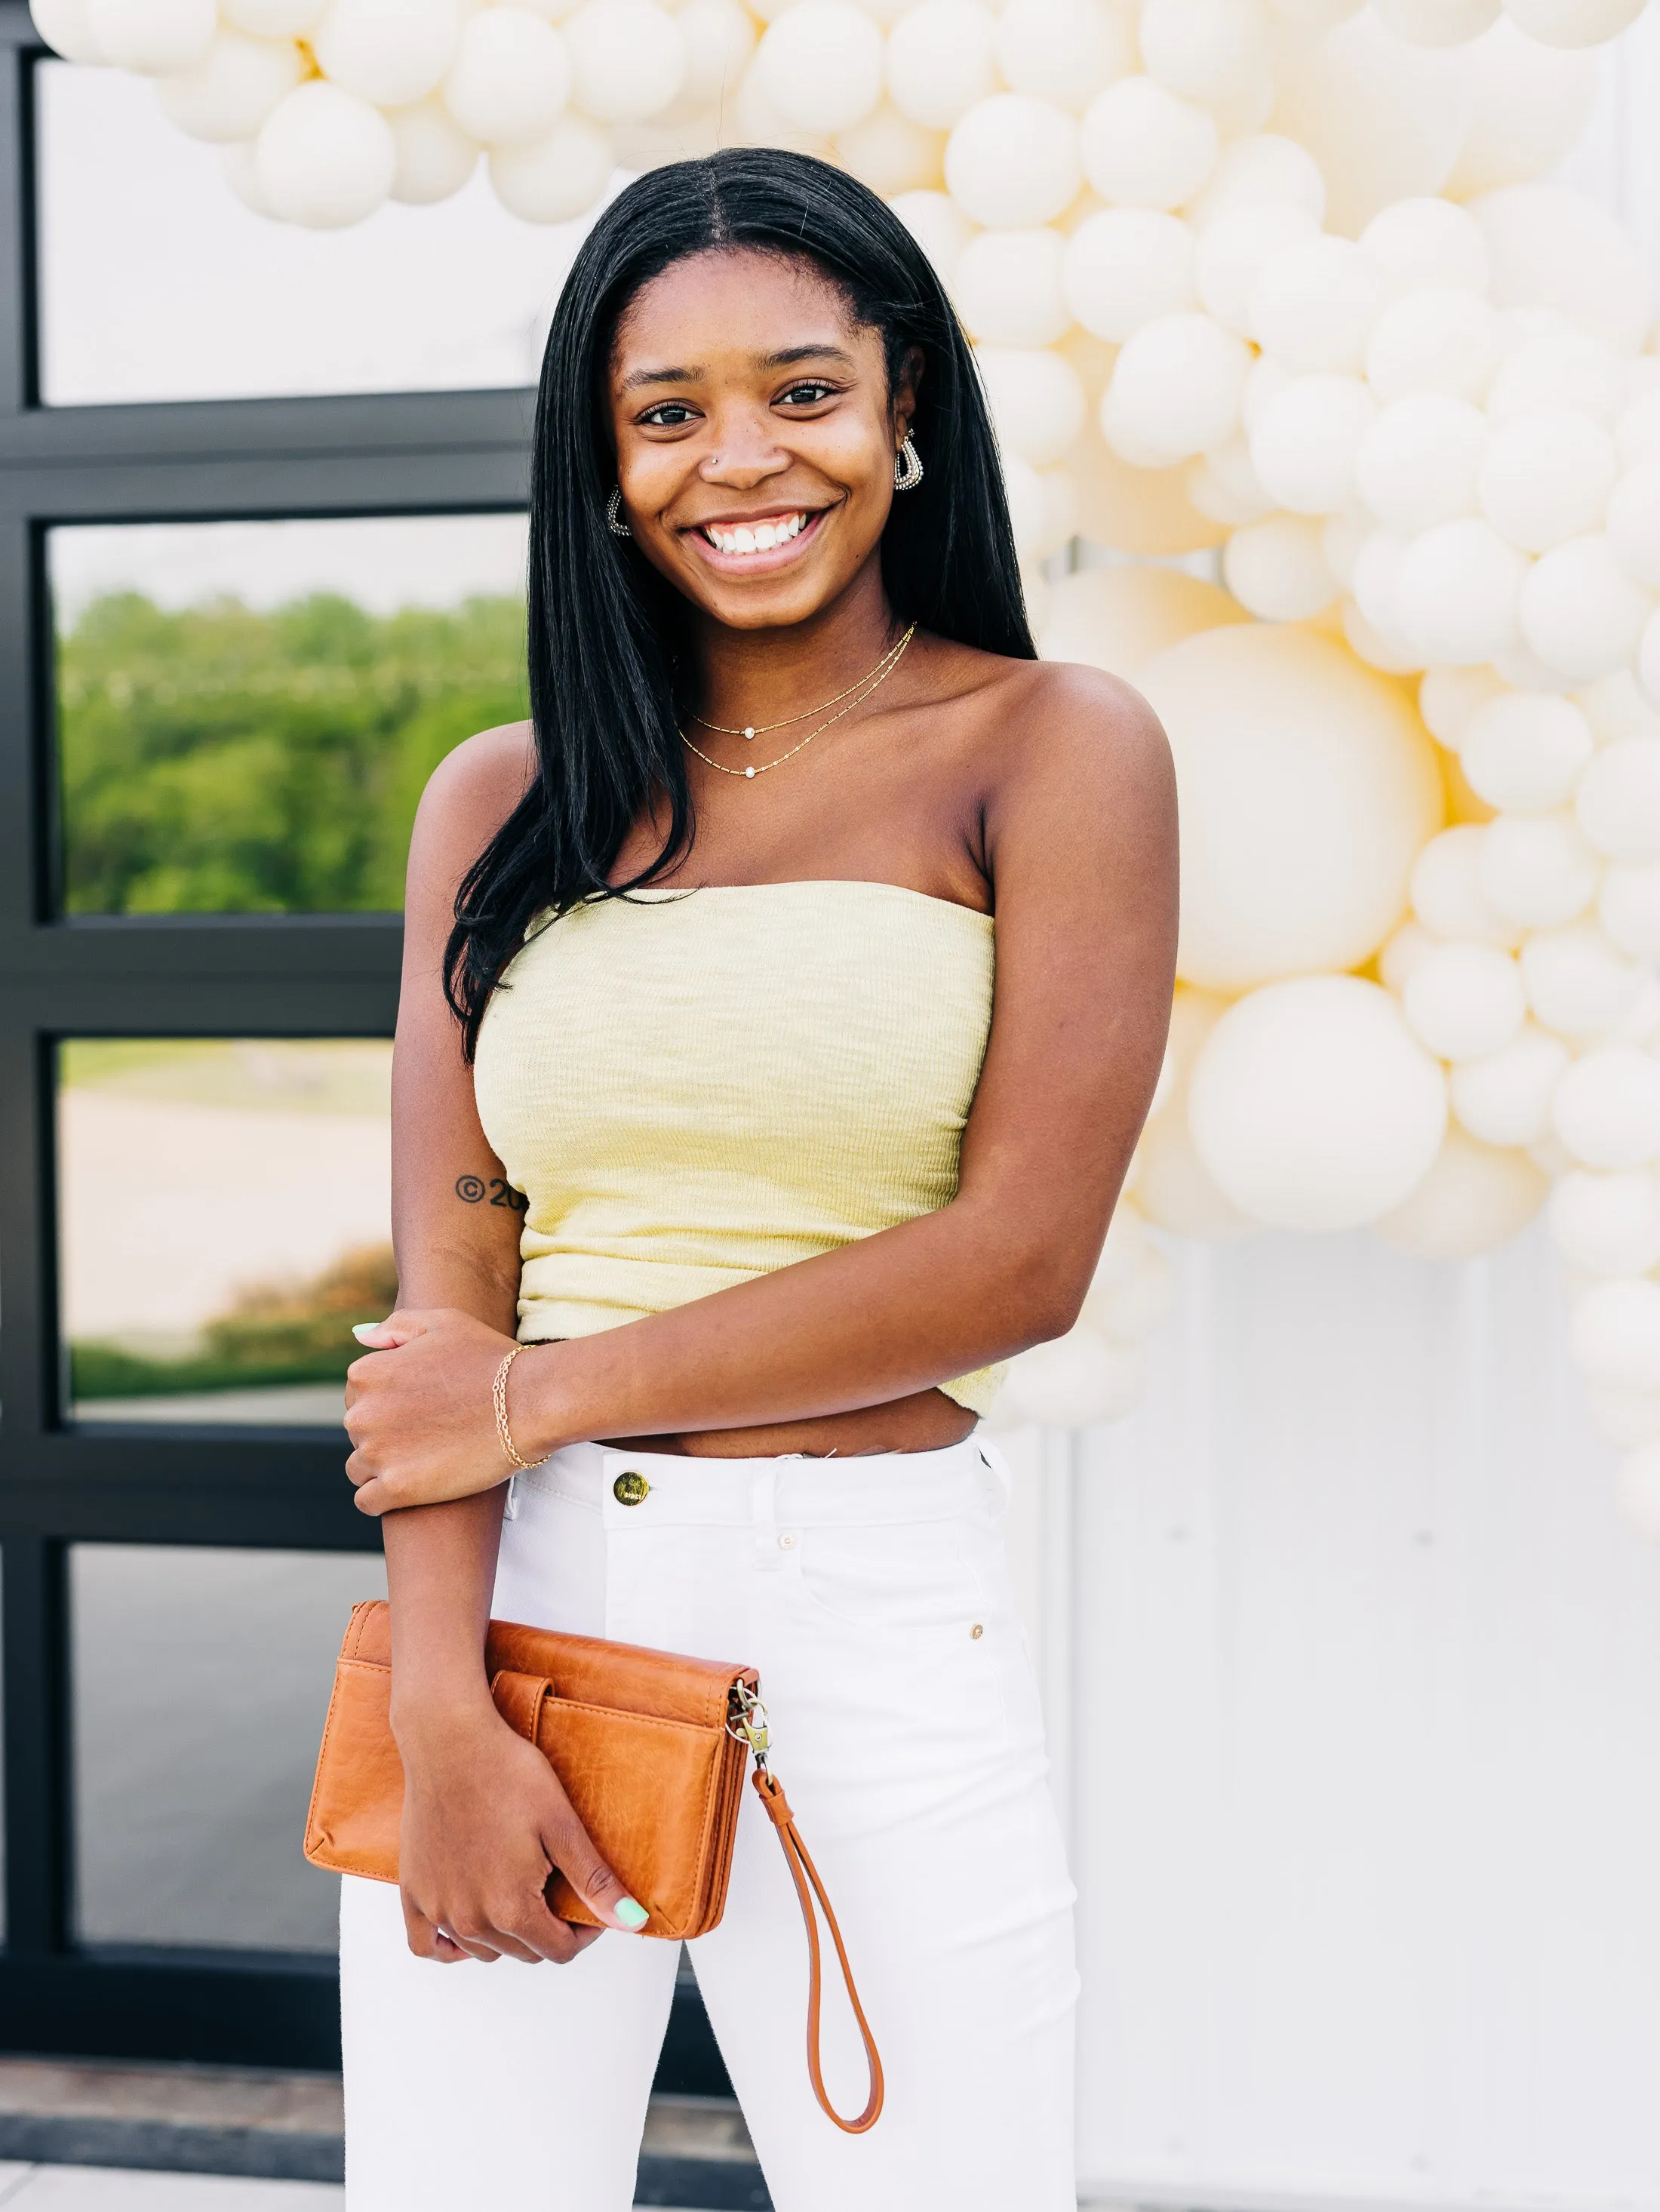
[304,1600,882,2132]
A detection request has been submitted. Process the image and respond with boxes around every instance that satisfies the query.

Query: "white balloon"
[1501,0,1643,46]
[1600,858,1660,960]
[976,345,1086,465]
[1187,436,1275,525]
[1375,1125,1545,1262]
[886,0,997,128]
[1004,1324,1146,1425]
[1615,1441,1660,1540]
[1585,1385,1660,1448]
[1471,185,1652,357]
[1444,17,1597,196]
[1078,75,1217,211]
[1486,320,1626,426]
[1617,391,1660,472]
[1459,691,1593,811]
[1267,8,1474,237]
[1322,506,1371,587]
[1477,408,1619,556]
[1375,0,1498,44]
[1520,919,1645,1039]
[1393,517,1528,666]
[1575,739,1660,860]
[1139,0,1271,103]
[1134,992,1259,1237]
[730,54,835,154]
[1101,312,1250,468]
[1189,975,1448,1230]
[677,0,755,106]
[955,227,1071,345]
[1084,1239,1179,1337]
[832,103,944,195]
[887,188,976,288]
[1222,515,1339,620]
[1419,664,1507,746]
[1357,395,1486,533]
[1139,624,1443,990]
[1194,203,1319,337]
[1001,453,1079,558]
[1403,938,1526,1059]
[222,0,324,29]
[1064,208,1196,343]
[945,94,1081,226]
[386,95,479,203]
[1520,534,1652,685]
[1364,288,1501,404]
[155,28,303,143]
[1381,915,1440,991]
[565,0,687,121]
[1606,461,1660,591]
[1549,1168,1660,1276]
[488,112,610,220]
[86,0,215,72]
[755,0,881,133]
[31,0,109,61]
[1478,808,1600,928]
[1360,195,1490,294]
[1342,597,1423,674]
[1553,1045,1660,1168]
[1413,823,1523,945]
[1185,133,1326,227]
[1248,374,1376,515]
[1569,1278,1660,1395]
[1037,564,1245,674]
[1351,523,1409,635]
[444,9,571,145]
[1575,669,1660,745]
[1449,1019,1568,1144]
[255,78,395,227]
[993,0,1136,113]
[313,0,461,106]
[1250,235,1387,375]
[220,140,281,219]
[1067,417,1230,552]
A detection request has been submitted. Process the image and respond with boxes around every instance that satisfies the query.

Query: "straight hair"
[446,146,1034,1052]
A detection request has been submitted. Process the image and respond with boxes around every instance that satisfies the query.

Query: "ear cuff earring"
[893,436,924,492]
[607,488,632,538]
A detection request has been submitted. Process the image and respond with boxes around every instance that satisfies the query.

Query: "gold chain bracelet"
[492,1344,535,1472]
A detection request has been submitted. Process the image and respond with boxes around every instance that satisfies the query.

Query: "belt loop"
[503,1473,520,1521]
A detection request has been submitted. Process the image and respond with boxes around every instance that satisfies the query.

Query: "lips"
[699,511,809,556]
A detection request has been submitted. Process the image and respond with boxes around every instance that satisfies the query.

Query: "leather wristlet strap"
[751,1767,885,2135]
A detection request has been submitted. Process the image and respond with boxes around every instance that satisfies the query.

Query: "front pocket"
[792,1515,988,1632]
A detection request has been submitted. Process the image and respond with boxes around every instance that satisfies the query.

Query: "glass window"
[51,513,527,916]
[59,1038,392,1427]
[35,60,598,406]
[72,1545,386,1952]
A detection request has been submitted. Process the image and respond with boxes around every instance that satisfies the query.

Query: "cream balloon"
[1001,454,1079,561]
[1570,1278,1660,1395]
[1133,988,1257,1238]
[993,0,1136,114]
[86,0,215,73]
[1188,440,1275,526]
[565,0,687,122]
[1552,1045,1660,1168]
[1443,16,1597,195]
[1248,373,1376,513]
[1356,395,1486,533]
[1139,0,1273,103]
[1064,209,1197,343]
[443,9,572,145]
[1188,975,1448,1231]
[1037,564,1246,676]
[1068,424,1229,553]
[313,0,462,106]
[1402,938,1526,1059]
[945,94,1082,226]
[887,189,976,288]
[1002,1326,1146,1426]
[1600,860,1660,960]
[1250,235,1387,374]
[1617,392,1660,472]
[1078,75,1218,211]
[1373,0,1499,45]
[1470,184,1652,356]
[1100,312,1250,468]
[1478,808,1600,928]
[155,28,304,143]
[1519,535,1652,685]
[1548,1168,1660,1277]
[1364,288,1501,404]
[1606,463,1660,591]
[954,228,1071,346]
[30,0,107,62]
[1393,516,1529,666]
[1449,1019,1567,1145]
[1139,623,1443,991]
[1185,134,1326,228]
[885,0,998,130]
[1459,692,1593,812]
[1585,1386,1660,1449]
[1575,739,1660,862]
[833,103,945,196]
[755,1,882,134]
[1485,321,1626,427]
[1411,823,1524,944]
[1194,204,1320,337]
[1380,917,1440,992]
[1375,1125,1545,1260]
[1360,195,1489,294]
[676,0,755,106]
[976,346,1086,466]
[1478,408,1619,554]
[256,78,396,226]
[1501,0,1644,45]
[488,113,610,220]
[222,0,324,27]
[386,96,479,204]
[1520,919,1644,1039]
[1222,515,1339,620]
[1419,665,1507,746]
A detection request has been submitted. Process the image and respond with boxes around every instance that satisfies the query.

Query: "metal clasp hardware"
[726,1681,771,1773]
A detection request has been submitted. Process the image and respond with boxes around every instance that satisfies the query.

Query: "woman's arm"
[369,725,647,1962]
[346,666,1178,1512]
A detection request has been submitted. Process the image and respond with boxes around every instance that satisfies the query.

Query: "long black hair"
[445,146,1035,1053]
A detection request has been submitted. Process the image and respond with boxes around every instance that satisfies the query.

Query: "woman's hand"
[395,1697,650,1961]
[345,1306,527,1515]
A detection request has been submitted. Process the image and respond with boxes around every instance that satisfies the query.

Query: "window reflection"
[60,1038,392,1427]
[51,513,527,916]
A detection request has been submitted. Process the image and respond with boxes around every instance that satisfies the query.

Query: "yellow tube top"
[472,880,1002,1416]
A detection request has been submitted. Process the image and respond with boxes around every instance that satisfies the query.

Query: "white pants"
[340,1436,1079,2210]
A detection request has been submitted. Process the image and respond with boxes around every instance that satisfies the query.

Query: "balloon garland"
[32,0,1660,1532]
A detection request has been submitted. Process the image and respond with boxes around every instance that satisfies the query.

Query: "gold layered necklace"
[681,624,917,781]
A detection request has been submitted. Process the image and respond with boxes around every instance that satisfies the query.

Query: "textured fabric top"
[472,880,1002,1417]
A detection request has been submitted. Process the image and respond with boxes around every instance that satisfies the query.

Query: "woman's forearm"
[385,1491,506,1737]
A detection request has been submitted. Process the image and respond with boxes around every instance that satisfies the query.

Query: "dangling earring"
[606,488,632,538]
[893,435,924,492]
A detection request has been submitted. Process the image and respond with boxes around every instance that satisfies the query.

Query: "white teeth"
[705,512,807,556]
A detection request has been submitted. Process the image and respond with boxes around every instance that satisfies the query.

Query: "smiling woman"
[333,147,1178,2212]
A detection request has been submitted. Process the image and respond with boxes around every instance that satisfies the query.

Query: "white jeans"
[340,1436,1079,2210]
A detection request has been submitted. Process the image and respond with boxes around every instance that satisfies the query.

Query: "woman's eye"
[640,401,697,427]
[778,381,837,408]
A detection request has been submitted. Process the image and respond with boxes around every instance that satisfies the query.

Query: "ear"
[893,344,926,441]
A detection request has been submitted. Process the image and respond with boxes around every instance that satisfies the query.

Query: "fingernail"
[615,1897,649,1931]
[351,1322,381,1343]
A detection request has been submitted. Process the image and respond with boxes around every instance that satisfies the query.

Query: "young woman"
[340,147,1176,2211]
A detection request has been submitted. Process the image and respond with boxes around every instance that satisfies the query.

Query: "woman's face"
[606,247,916,633]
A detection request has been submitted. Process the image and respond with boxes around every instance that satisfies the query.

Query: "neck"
[689,558,901,728]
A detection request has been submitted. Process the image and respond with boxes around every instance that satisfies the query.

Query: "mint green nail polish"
[615,1897,649,1931]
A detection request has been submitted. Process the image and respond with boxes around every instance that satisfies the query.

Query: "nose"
[699,406,790,491]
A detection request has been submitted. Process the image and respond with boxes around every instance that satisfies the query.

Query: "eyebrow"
[619,343,860,392]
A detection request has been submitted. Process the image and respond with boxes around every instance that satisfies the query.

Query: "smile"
[701,512,809,555]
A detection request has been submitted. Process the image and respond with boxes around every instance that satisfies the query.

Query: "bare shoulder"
[419,719,536,839]
[930,641,1174,817]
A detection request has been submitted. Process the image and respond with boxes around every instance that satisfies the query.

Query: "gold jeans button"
[613,1470,650,1506]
